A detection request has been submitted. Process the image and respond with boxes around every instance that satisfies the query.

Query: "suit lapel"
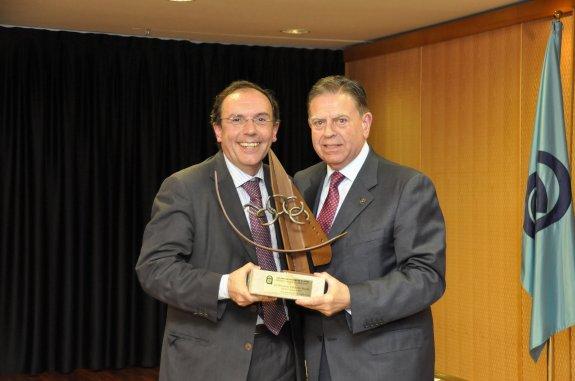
[329,150,378,238]
[211,152,258,263]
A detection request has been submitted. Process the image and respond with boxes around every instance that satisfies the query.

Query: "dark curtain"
[0,26,343,374]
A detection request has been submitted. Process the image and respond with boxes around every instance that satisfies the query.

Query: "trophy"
[214,150,346,299]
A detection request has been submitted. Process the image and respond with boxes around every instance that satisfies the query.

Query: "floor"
[0,368,158,381]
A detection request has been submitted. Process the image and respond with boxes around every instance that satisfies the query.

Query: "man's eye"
[313,120,325,127]
[336,117,348,126]
[231,116,243,123]
[256,116,267,123]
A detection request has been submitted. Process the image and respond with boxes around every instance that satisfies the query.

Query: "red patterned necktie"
[317,171,346,234]
[241,178,287,335]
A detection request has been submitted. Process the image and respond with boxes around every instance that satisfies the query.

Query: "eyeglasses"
[220,114,276,127]
[309,116,350,130]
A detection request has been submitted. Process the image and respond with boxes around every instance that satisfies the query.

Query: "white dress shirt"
[317,142,370,216]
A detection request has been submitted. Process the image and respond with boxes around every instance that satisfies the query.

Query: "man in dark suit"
[136,81,304,381]
[294,75,446,381]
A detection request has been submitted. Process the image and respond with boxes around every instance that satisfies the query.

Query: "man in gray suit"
[294,75,446,381]
[136,81,304,381]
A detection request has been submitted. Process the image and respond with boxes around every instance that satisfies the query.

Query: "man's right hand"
[228,262,276,306]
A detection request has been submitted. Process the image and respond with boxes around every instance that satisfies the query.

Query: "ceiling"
[0,0,524,49]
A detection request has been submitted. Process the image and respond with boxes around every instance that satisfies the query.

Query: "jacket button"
[244,342,253,351]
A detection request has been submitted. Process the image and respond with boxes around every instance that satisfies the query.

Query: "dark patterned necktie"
[241,178,287,335]
[317,171,346,234]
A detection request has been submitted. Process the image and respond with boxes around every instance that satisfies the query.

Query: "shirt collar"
[326,142,370,182]
[223,153,264,188]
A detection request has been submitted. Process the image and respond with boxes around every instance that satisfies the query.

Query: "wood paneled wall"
[346,16,575,380]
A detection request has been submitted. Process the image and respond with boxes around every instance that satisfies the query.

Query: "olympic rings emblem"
[244,194,310,226]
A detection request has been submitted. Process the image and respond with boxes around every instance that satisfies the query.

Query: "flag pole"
[547,336,553,381]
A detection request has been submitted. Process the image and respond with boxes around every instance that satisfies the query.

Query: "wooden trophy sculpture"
[214,150,346,299]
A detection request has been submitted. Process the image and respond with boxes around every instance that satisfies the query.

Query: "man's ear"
[213,123,223,142]
[272,122,279,142]
[361,112,372,138]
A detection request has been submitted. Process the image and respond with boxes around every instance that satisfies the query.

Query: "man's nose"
[243,119,257,133]
[323,122,336,137]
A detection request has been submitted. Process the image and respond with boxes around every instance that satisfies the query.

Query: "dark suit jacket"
[136,151,305,381]
[294,148,446,381]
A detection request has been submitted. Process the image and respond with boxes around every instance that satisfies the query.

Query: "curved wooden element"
[268,150,335,273]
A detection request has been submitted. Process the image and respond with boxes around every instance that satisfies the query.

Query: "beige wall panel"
[342,12,575,381]
[421,25,522,380]
[520,16,574,381]
[346,48,422,170]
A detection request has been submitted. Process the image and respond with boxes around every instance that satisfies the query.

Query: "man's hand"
[228,263,276,307]
[295,272,351,316]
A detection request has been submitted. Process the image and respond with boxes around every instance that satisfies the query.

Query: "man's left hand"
[295,272,350,316]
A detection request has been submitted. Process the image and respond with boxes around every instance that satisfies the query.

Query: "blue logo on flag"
[524,150,572,238]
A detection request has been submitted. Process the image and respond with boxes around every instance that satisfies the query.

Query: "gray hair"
[307,75,369,115]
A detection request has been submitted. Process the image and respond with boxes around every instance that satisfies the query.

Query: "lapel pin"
[359,197,367,205]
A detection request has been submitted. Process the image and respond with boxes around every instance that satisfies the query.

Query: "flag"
[521,19,575,362]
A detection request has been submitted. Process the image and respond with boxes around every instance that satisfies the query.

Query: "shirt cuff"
[218,274,230,300]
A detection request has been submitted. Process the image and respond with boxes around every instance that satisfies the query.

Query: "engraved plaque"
[247,269,325,299]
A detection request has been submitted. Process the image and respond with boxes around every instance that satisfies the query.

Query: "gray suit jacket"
[294,149,446,381]
[136,151,305,381]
